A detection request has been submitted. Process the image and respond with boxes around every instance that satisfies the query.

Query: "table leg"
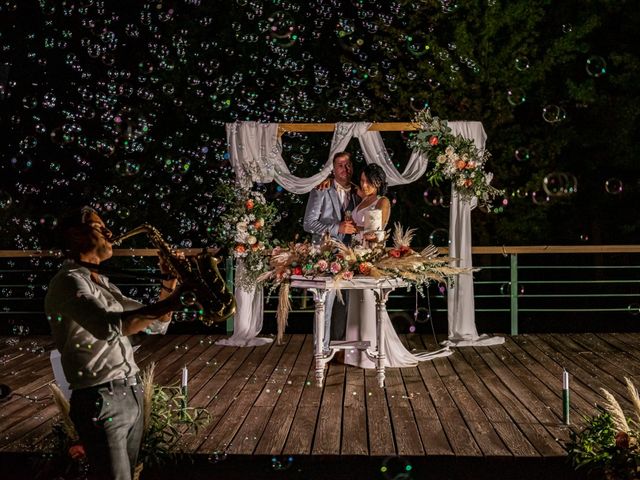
[310,288,328,387]
[374,288,392,388]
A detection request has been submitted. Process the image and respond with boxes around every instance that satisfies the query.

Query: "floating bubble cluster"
[0,0,635,252]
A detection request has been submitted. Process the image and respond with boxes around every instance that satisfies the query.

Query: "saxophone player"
[45,206,185,480]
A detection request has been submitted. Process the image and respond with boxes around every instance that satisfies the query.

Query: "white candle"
[562,368,570,425]
[181,366,188,389]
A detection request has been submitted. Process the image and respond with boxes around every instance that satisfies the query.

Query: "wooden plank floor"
[1,333,637,459]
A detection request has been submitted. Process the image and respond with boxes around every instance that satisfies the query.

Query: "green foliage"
[211,183,281,290]
[566,410,640,479]
[139,384,211,469]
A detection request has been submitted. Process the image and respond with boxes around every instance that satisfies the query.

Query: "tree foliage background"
[0,0,638,249]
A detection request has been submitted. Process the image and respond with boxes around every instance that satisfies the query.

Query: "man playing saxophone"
[45,206,187,480]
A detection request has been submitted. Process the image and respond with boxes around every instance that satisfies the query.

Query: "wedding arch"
[217,120,503,348]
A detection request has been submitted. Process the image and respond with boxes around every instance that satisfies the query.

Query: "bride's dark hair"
[362,163,387,196]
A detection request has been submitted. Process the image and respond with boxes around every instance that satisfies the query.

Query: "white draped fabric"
[444,124,505,347]
[214,260,273,347]
[221,121,502,347]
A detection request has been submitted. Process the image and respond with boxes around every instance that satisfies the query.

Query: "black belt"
[81,374,141,391]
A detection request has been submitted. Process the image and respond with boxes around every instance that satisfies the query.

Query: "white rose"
[246,235,257,245]
[445,146,455,156]
[237,222,248,232]
[437,154,447,164]
[235,231,247,243]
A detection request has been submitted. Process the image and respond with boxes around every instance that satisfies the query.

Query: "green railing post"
[510,253,518,335]
[225,256,234,335]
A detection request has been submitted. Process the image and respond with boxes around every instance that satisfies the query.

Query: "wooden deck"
[2,332,637,478]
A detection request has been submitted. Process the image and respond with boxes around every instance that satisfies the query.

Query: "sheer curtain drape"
[218,121,502,348]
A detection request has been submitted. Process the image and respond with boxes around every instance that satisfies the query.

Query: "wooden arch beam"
[276,122,419,137]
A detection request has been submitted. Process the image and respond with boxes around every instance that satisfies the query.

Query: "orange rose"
[456,160,467,170]
[245,199,254,210]
[253,220,263,230]
[234,244,246,253]
[68,444,86,460]
[250,242,261,251]
[429,136,439,146]
[464,179,473,187]
[615,431,630,449]
[358,262,371,275]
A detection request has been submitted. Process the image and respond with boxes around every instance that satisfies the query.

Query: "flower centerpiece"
[214,183,280,292]
[409,109,503,205]
[257,224,469,343]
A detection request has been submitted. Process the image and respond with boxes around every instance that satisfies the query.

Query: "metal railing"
[1,246,639,335]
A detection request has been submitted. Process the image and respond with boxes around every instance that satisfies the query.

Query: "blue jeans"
[70,382,144,480]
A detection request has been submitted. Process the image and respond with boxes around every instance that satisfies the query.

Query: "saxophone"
[111,224,236,325]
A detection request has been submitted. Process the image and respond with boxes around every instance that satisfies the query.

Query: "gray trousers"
[70,383,144,480]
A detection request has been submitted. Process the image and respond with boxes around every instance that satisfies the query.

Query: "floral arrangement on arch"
[257,224,468,343]
[409,109,503,204]
[215,183,280,291]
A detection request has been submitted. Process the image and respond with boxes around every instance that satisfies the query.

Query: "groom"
[303,151,358,353]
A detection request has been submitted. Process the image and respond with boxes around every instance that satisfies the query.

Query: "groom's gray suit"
[303,183,358,351]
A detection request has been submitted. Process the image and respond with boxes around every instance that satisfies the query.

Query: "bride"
[344,164,451,368]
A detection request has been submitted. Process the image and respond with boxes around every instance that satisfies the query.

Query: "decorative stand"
[289,275,407,388]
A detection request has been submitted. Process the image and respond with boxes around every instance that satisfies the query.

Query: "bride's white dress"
[343,198,452,368]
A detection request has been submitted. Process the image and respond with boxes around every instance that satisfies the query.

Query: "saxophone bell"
[112,224,236,325]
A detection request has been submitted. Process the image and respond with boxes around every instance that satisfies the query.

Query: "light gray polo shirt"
[45,260,167,390]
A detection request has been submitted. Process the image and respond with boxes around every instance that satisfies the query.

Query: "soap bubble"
[0,191,12,210]
[423,188,444,206]
[271,456,294,471]
[115,160,141,176]
[627,304,640,316]
[406,34,430,57]
[12,324,30,336]
[514,56,530,71]
[507,88,526,106]
[542,104,567,123]
[267,11,298,47]
[586,55,607,77]
[380,456,413,480]
[409,95,429,112]
[605,178,623,194]
[543,172,575,196]
[429,228,449,246]
[180,291,198,306]
[10,153,34,171]
[514,148,531,162]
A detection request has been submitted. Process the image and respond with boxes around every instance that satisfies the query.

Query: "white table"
[289,275,408,388]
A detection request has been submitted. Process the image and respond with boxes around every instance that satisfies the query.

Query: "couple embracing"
[303,152,429,368]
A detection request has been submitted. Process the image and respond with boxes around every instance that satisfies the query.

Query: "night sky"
[1,0,639,249]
